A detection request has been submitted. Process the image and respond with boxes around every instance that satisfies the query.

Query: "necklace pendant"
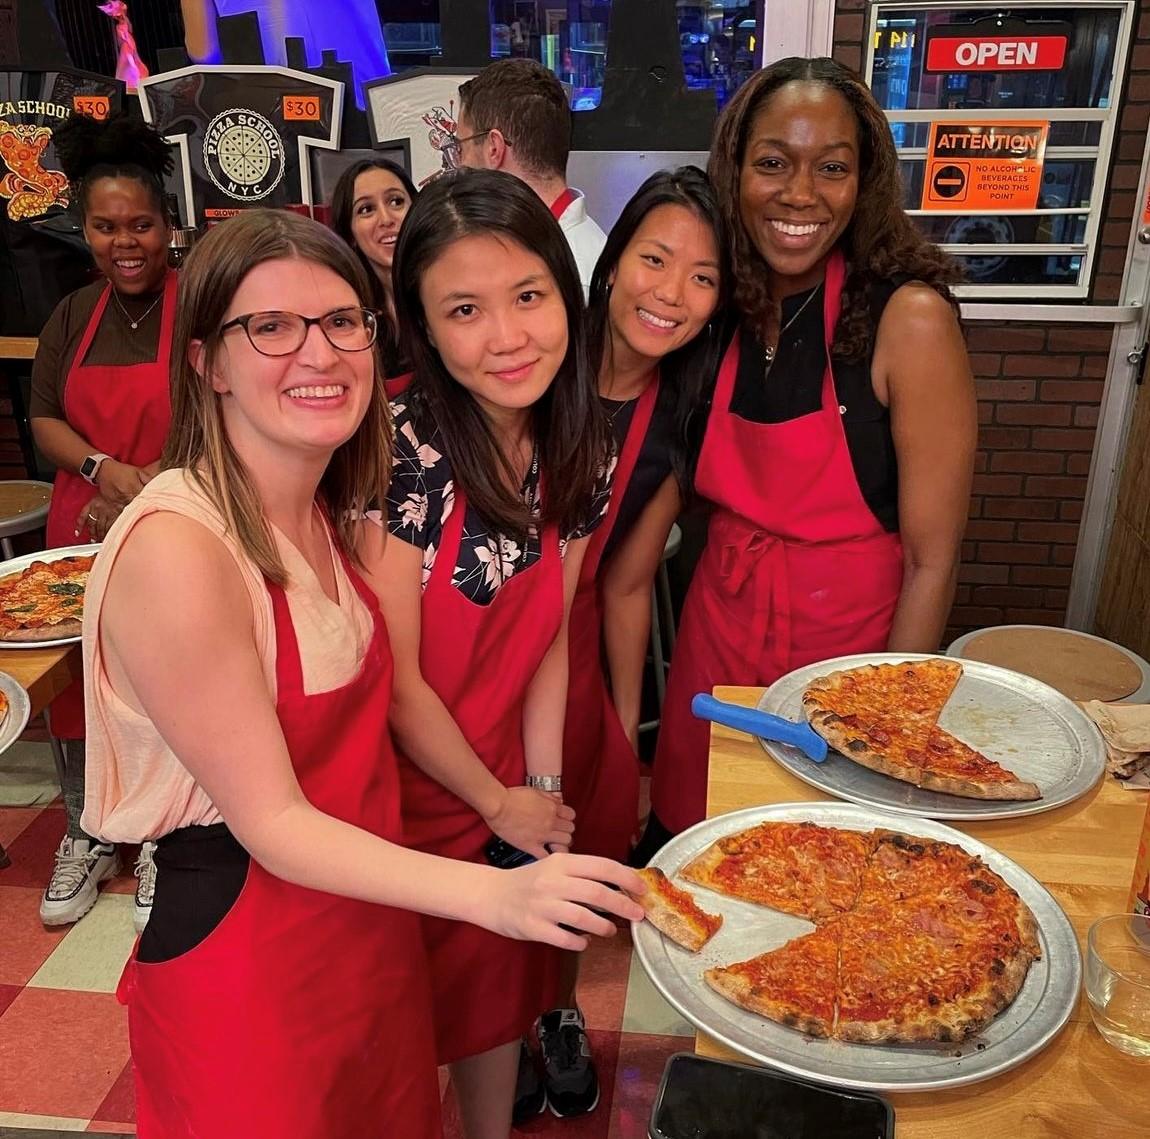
[764,345,776,364]
[130,320,139,330]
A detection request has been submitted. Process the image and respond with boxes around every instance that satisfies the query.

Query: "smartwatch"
[79,453,111,486]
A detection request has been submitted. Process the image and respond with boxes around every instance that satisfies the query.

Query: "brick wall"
[835,1,1150,638]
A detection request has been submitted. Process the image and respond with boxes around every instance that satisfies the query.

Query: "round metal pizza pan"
[754,652,1106,821]
[632,801,1080,1092]
[0,670,32,755]
[0,544,101,650]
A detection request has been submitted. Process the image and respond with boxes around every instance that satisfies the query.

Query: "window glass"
[381,0,443,68]
[871,7,1122,112]
[485,1,763,112]
[871,4,1130,295]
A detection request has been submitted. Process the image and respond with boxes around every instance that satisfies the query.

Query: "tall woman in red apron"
[29,111,175,928]
[647,57,977,844]
[366,170,629,1139]
[81,210,642,1139]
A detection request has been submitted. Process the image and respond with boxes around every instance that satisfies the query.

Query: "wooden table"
[0,643,80,717]
[695,686,1150,1139]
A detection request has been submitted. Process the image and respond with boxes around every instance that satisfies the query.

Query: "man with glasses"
[454,59,606,296]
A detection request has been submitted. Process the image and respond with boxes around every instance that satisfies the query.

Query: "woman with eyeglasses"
[329,157,417,374]
[80,209,643,1139]
[360,168,618,1139]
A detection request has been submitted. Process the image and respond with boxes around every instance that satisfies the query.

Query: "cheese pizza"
[649,820,1040,1046]
[802,659,1041,801]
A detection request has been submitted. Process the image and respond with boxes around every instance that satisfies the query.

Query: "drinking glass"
[1085,913,1150,1058]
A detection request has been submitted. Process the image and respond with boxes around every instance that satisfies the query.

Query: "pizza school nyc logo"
[203,108,285,201]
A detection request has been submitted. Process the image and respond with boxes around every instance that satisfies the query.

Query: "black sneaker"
[538,1007,599,1117]
[512,1037,546,1125]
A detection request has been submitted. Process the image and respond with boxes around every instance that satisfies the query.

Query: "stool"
[0,480,52,559]
[947,625,1150,703]
[640,522,682,735]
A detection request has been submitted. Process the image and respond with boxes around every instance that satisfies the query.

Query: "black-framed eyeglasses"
[219,307,379,356]
[446,128,510,155]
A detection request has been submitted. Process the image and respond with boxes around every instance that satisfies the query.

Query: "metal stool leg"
[49,734,67,793]
[656,561,676,656]
[650,586,667,709]
[1,537,14,560]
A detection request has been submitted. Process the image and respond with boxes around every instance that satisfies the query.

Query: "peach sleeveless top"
[81,468,373,843]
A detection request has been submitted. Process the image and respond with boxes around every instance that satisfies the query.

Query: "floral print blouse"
[385,398,614,605]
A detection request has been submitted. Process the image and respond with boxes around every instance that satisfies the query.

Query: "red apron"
[651,250,904,834]
[45,271,176,739]
[399,483,563,1064]
[119,550,442,1138]
[562,378,658,859]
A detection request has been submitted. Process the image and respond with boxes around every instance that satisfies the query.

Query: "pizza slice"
[803,659,962,726]
[0,554,95,642]
[682,821,876,920]
[705,922,840,1039]
[631,868,722,952]
[915,726,1041,801]
[856,829,990,907]
[835,895,1039,1044]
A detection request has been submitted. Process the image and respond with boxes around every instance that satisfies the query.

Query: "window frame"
[865,0,1136,299]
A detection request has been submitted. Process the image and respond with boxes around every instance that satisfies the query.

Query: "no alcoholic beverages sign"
[921,121,1049,211]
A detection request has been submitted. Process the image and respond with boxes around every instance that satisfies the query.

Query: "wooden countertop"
[695,686,1150,1138]
[0,644,78,717]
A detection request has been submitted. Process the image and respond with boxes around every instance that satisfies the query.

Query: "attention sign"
[921,121,1049,211]
[926,35,1067,71]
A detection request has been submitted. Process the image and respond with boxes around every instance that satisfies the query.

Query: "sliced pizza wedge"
[631,868,722,952]
[681,821,875,920]
[705,922,840,1039]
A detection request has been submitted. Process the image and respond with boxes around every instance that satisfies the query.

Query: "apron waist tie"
[717,529,792,677]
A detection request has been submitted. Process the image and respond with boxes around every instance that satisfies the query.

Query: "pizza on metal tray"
[0,555,94,642]
[638,820,1040,1047]
[802,659,1041,801]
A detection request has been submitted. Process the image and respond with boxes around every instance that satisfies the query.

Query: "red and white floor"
[0,796,687,1135]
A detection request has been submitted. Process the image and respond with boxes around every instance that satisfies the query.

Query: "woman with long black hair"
[362,167,617,1139]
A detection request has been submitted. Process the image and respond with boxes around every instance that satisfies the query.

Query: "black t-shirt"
[599,378,678,565]
[728,280,904,534]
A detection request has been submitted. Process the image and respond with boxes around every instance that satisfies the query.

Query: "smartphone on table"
[649,1053,893,1139]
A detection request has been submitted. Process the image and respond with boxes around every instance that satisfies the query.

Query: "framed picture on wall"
[364,67,479,190]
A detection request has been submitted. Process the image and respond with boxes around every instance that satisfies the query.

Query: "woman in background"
[330,156,417,374]
[646,57,977,849]
[30,110,176,931]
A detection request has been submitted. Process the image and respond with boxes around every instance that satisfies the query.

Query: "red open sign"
[926,36,1067,72]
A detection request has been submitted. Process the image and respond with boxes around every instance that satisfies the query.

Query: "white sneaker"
[133,841,158,934]
[40,836,121,926]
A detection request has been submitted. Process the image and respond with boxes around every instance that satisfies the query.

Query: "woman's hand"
[481,853,646,950]
[96,459,151,507]
[76,492,122,541]
[483,785,575,859]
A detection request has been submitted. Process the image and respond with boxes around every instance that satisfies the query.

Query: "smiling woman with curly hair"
[642,57,978,852]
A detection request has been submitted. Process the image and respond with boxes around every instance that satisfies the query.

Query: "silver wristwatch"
[526,774,563,793]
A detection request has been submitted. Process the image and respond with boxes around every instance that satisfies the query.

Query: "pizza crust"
[0,619,82,642]
[918,770,1041,800]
